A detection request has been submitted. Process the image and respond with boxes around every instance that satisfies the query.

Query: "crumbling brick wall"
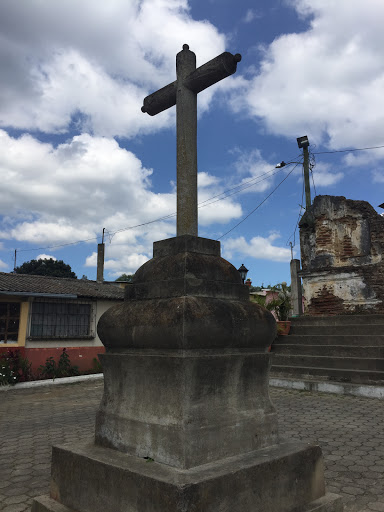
[299,195,384,316]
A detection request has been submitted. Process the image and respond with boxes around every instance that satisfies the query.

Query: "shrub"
[0,350,32,385]
[0,357,17,386]
[39,356,57,380]
[92,357,103,373]
[57,349,79,377]
[39,349,79,380]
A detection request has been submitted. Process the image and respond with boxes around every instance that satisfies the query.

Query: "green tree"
[14,259,77,279]
[115,273,134,282]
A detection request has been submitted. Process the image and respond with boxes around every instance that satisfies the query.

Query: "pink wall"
[0,346,105,374]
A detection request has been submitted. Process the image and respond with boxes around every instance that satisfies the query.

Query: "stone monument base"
[32,439,342,512]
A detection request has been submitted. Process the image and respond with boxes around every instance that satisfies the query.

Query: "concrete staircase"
[270,315,384,385]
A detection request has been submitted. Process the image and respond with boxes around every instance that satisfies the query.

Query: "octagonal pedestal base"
[32,440,342,512]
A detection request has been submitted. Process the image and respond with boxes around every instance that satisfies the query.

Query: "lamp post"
[237,264,249,284]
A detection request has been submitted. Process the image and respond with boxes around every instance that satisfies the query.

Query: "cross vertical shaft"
[176,44,197,236]
[142,45,242,238]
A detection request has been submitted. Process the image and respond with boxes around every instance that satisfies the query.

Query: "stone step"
[289,324,384,336]
[272,344,384,358]
[270,365,384,384]
[274,334,384,346]
[272,354,384,371]
[290,314,384,326]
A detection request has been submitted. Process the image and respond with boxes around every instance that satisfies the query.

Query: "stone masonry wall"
[299,195,384,316]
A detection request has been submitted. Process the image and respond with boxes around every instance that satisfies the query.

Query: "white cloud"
[231,148,278,194]
[85,249,149,277]
[373,169,384,183]
[0,259,8,270]
[0,0,226,137]
[222,234,292,262]
[198,199,242,226]
[0,130,177,273]
[0,130,171,233]
[0,130,243,278]
[198,172,220,188]
[242,9,261,23]
[233,0,384,155]
[311,163,344,187]
[37,254,57,261]
[197,171,243,225]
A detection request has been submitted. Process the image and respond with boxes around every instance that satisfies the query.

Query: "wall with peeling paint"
[299,195,384,315]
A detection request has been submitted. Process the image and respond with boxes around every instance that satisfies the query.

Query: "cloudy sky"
[0,0,383,285]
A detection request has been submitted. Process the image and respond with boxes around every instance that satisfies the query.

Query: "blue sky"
[0,0,383,286]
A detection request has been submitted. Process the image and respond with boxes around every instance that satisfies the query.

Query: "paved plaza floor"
[0,379,383,512]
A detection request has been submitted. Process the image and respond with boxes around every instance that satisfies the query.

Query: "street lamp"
[296,135,309,149]
[237,264,249,284]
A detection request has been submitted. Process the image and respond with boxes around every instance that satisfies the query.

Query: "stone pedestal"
[32,236,342,512]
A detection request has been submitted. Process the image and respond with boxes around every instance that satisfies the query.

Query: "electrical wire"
[198,166,280,205]
[14,162,299,253]
[19,142,383,254]
[309,149,317,197]
[198,167,286,209]
[286,165,305,249]
[312,144,384,155]
[216,162,301,241]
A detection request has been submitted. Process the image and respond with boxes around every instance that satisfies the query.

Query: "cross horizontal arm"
[184,52,241,95]
[141,81,177,117]
[141,51,241,117]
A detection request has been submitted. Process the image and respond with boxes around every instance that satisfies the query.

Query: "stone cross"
[142,44,241,237]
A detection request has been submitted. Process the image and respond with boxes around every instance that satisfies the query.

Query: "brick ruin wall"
[299,195,384,316]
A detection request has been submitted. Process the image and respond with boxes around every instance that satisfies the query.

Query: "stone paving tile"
[0,381,384,511]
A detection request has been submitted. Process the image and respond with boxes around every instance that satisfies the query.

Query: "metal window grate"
[0,302,20,343]
[30,301,91,338]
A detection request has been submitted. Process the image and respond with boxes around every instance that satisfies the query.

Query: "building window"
[30,301,92,338]
[0,302,20,343]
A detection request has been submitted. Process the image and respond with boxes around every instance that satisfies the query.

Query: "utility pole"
[297,136,311,211]
[97,228,105,283]
[14,249,17,271]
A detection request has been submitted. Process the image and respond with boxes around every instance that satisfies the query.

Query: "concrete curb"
[269,377,384,399]
[2,374,384,399]
[0,372,104,391]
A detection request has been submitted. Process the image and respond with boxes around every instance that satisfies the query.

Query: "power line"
[198,167,286,209]
[286,165,305,249]
[198,165,285,205]
[14,162,299,254]
[312,144,384,155]
[309,150,317,197]
[216,162,301,240]
[10,144,384,253]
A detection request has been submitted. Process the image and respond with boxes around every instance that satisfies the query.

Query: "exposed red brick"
[300,195,384,316]
[306,285,345,316]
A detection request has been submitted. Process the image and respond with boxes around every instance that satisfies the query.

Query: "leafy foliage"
[57,348,79,377]
[0,349,32,385]
[14,258,77,278]
[39,349,79,380]
[250,283,292,321]
[38,356,57,380]
[270,283,292,321]
[0,357,16,386]
[115,273,134,282]
[92,357,103,373]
